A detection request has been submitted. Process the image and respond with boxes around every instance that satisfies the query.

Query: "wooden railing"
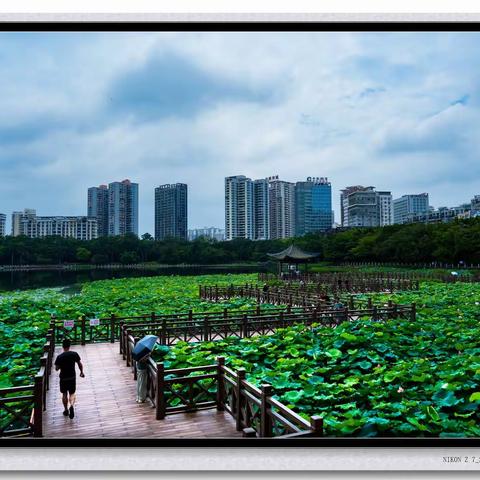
[49,305,294,346]
[124,351,322,438]
[0,328,55,438]
[120,310,313,362]
[121,301,415,370]
[258,272,420,291]
[199,284,416,310]
[339,263,480,282]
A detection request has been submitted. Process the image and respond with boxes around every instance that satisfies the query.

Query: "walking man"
[54,338,85,419]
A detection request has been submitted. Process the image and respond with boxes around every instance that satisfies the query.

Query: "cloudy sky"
[0,31,479,234]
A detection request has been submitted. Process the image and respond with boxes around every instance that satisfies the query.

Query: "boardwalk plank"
[45,343,241,438]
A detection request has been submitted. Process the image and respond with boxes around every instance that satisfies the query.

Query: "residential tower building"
[225,175,254,240]
[108,179,139,236]
[154,183,188,240]
[253,178,270,240]
[87,185,109,236]
[0,213,5,237]
[269,177,295,239]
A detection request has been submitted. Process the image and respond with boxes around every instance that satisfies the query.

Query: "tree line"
[0,218,479,266]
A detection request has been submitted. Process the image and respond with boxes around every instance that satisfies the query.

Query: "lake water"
[0,265,266,292]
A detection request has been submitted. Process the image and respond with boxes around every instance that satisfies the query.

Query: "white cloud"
[0,31,479,233]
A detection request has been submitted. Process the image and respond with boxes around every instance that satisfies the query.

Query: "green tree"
[119,251,139,264]
[76,247,92,262]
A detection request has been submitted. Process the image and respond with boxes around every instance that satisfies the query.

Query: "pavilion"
[267,244,320,274]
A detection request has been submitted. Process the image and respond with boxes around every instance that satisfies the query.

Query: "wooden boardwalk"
[44,343,241,438]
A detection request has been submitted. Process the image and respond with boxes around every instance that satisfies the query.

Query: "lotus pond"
[1,274,479,437]
[0,274,259,388]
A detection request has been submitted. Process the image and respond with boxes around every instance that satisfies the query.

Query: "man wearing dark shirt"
[54,338,85,419]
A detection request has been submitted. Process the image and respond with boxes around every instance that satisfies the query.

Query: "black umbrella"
[132,335,159,362]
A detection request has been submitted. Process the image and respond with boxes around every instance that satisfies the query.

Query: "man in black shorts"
[54,339,85,419]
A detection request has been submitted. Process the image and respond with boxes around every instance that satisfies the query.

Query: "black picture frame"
[1,18,478,449]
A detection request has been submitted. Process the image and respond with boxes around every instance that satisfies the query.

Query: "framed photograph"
[1,13,480,471]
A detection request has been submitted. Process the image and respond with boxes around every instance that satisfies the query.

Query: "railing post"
[119,321,124,355]
[156,362,165,420]
[43,342,51,377]
[50,315,56,340]
[242,314,248,338]
[411,302,416,321]
[216,356,225,411]
[110,314,116,343]
[309,415,323,437]
[204,317,210,342]
[349,296,354,309]
[372,305,378,322]
[33,374,43,437]
[133,337,139,380]
[126,329,131,366]
[260,384,273,437]
[40,356,48,398]
[81,315,86,345]
[235,369,246,431]
[161,317,167,345]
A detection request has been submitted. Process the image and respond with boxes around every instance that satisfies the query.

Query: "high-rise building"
[108,179,139,236]
[188,227,225,242]
[87,185,109,236]
[340,186,365,227]
[0,213,5,237]
[253,178,270,240]
[295,177,333,236]
[225,176,254,240]
[470,195,480,212]
[12,209,36,236]
[269,177,295,239]
[342,186,392,227]
[393,193,429,224]
[377,191,393,226]
[154,183,188,240]
[10,209,97,240]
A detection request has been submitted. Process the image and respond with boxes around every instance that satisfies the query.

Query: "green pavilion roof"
[267,244,319,262]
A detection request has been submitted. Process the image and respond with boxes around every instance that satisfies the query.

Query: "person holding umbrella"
[135,357,149,403]
[132,335,159,403]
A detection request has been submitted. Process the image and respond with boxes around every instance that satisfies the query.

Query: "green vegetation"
[1,217,480,266]
[0,274,258,389]
[1,273,479,437]
[153,282,480,437]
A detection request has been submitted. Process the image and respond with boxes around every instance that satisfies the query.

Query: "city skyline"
[1,32,480,234]
[3,184,478,240]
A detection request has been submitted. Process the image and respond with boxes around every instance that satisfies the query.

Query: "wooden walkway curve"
[44,343,241,438]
